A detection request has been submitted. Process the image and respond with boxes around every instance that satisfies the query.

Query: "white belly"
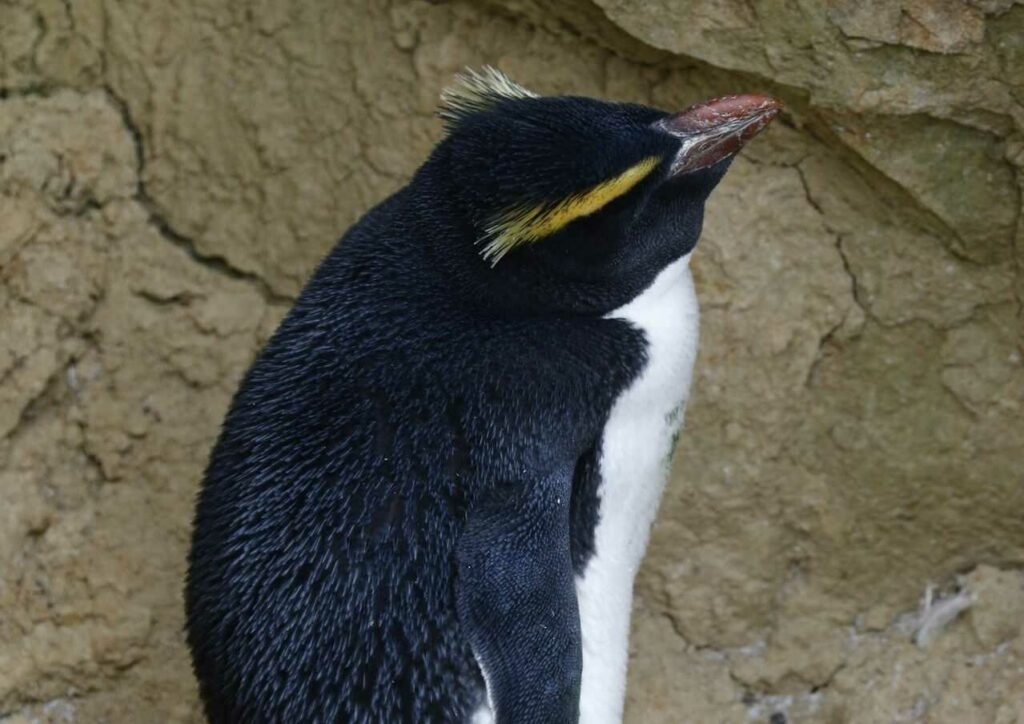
[468,256,699,724]
[577,255,699,724]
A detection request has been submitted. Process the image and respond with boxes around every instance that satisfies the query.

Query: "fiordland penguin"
[185,68,780,723]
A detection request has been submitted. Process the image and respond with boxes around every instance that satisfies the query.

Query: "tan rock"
[1,0,1022,721]
[965,565,1024,649]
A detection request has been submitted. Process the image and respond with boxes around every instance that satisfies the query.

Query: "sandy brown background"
[1,0,1023,722]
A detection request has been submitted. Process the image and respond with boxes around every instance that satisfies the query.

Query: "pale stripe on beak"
[655,94,782,175]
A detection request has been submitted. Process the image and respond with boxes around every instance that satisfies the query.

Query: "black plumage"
[186,69,778,723]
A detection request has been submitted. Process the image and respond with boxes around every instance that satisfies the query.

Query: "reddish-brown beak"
[655,94,782,175]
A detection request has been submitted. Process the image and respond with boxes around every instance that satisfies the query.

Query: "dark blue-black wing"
[455,463,581,724]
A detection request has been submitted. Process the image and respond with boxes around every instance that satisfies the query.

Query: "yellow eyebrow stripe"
[482,155,663,264]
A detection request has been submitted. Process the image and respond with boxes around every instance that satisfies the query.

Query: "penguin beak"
[655,94,782,176]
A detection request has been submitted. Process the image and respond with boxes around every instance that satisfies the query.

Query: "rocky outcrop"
[1,1,1021,721]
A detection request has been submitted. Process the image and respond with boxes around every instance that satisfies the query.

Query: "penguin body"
[186,69,779,723]
[577,255,699,723]
[472,255,699,724]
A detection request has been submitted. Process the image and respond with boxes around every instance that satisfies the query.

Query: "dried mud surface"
[1,1,1022,722]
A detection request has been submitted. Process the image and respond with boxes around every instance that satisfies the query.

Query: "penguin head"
[431,68,781,313]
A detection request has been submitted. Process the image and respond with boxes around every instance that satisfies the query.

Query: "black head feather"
[417,68,776,315]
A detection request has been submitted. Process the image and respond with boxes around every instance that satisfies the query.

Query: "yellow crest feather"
[482,155,662,264]
[439,66,536,128]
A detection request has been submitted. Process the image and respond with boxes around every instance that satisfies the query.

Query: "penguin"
[185,67,780,724]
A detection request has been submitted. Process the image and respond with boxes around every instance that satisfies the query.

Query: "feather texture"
[438,66,537,129]
[481,155,661,264]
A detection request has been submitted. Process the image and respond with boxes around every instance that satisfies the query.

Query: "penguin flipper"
[455,466,581,724]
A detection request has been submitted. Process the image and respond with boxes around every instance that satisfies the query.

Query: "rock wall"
[1,1,1021,722]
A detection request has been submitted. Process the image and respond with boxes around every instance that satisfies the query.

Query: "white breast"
[577,255,699,724]
[467,256,699,724]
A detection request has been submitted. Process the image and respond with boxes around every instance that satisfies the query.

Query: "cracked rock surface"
[1,0,1022,722]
